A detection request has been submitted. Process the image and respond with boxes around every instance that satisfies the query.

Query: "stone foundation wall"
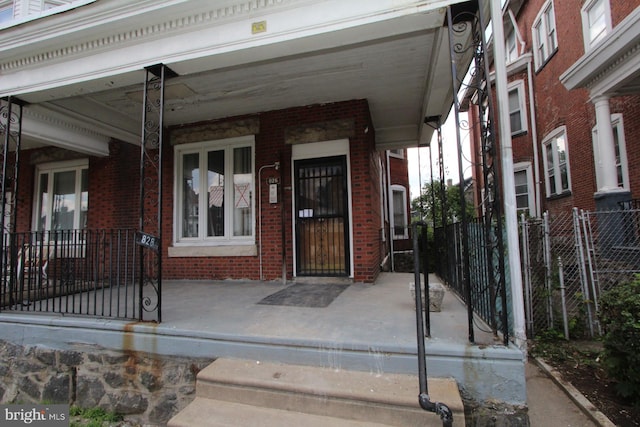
[0,340,213,425]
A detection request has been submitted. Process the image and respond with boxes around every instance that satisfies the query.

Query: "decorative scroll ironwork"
[138,64,176,322]
[0,97,24,307]
[447,3,509,345]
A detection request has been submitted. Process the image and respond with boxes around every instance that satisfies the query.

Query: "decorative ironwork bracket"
[138,64,177,322]
[447,2,510,344]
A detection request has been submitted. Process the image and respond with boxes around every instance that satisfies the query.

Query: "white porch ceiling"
[0,0,477,153]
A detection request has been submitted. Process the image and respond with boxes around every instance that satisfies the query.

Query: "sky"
[407,109,471,201]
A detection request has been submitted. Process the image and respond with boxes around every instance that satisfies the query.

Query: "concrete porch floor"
[0,272,526,405]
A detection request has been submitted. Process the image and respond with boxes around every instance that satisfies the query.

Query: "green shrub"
[599,275,640,404]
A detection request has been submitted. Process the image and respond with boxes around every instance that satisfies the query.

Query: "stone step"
[168,397,395,426]
[168,358,464,427]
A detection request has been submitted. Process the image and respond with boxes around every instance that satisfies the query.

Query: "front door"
[294,156,350,276]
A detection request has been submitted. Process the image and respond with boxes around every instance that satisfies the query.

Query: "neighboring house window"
[391,185,408,239]
[388,148,404,159]
[542,127,571,197]
[175,136,255,244]
[581,0,611,49]
[514,163,534,216]
[35,160,88,231]
[532,0,558,69]
[506,29,518,63]
[592,114,628,190]
[508,81,527,136]
[0,1,13,23]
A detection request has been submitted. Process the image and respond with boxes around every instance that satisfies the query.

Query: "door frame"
[291,139,354,278]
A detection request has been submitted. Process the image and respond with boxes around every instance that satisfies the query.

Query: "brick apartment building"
[466,0,640,217]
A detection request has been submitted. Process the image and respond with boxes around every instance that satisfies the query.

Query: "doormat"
[257,283,349,308]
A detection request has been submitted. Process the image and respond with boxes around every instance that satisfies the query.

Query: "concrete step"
[168,397,394,426]
[168,358,465,427]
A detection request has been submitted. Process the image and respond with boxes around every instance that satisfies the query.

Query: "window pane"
[52,171,76,230]
[38,174,49,231]
[506,30,517,61]
[515,171,529,210]
[535,23,546,59]
[207,150,225,237]
[613,125,624,187]
[556,136,567,164]
[588,0,606,43]
[393,190,406,236]
[509,90,519,111]
[546,6,557,51]
[0,6,13,23]
[545,145,556,195]
[233,146,252,237]
[182,153,200,238]
[80,168,88,229]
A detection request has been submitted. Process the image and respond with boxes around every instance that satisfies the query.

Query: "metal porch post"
[138,64,176,322]
[447,1,510,345]
[0,97,24,308]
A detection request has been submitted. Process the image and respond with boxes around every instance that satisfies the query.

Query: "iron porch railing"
[0,229,152,321]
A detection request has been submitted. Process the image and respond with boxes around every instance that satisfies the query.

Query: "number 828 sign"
[136,232,160,252]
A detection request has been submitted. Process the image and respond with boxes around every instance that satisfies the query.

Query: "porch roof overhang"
[560,6,640,99]
[0,0,478,154]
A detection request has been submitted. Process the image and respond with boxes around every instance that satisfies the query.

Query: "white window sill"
[168,244,257,257]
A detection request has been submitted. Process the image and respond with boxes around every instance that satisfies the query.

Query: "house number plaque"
[136,232,160,252]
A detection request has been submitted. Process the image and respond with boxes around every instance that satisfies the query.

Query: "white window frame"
[514,162,535,216]
[581,0,612,50]
[388,148,404,159]
[173,135,255,247]
[542,126,571,197]
[532,0,558,70]
[391,184,408,240]
[591,113,628,190]
[508,80,528,136]
[33,159,89,232]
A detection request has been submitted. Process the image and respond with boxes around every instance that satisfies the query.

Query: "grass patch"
[69,406,123,427]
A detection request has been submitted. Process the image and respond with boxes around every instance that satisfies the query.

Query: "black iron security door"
[295,156,350,276]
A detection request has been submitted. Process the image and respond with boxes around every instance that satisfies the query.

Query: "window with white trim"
[506,28,518,63]
[175,136,255,244]
[581,0,611,50]
[514,163,535,216]
[34,160,88,231]
[508,81,527,136]
[542,127,571,197]
[0,1,13,23]
[391,185,408,239]
[592,113,628,190]
[532,0,558,69]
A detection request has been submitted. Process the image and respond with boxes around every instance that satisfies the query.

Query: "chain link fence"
[521,207,640,339]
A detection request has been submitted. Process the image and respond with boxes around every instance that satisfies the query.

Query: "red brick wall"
[88,141,140,230]
[162,99,381,282]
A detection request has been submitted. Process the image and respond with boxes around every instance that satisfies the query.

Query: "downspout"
[526,57,542,218]
[491,0,527,348]
[386,150,395,271]
[507,7,541,217]
[258,162,280,281]
[280,152,287,284]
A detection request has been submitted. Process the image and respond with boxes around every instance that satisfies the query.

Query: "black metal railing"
[412,222,453,426]
[434,219,509,341]
[0,229,142,320]
[619,198,640,210]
